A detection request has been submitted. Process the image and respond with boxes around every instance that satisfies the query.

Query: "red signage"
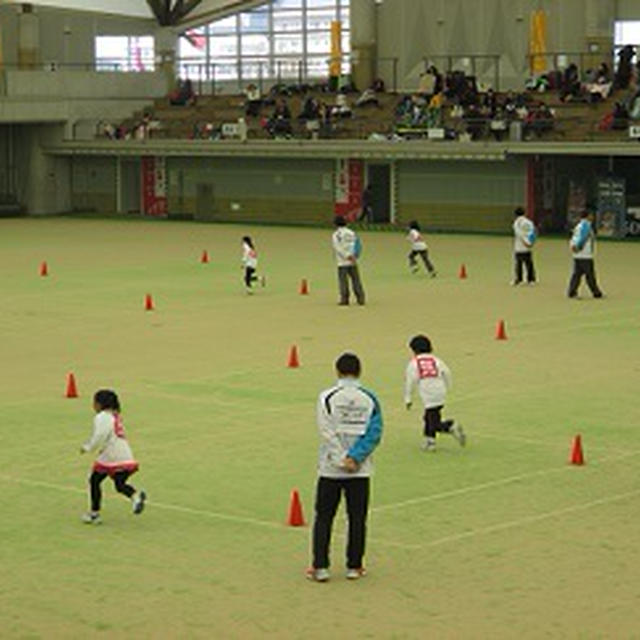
[334,159,364,221]
[141,156,168,216]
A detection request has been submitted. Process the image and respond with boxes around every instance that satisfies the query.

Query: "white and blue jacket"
[316,377,383,479]
[513,215,537,253]
[570,218,595,259]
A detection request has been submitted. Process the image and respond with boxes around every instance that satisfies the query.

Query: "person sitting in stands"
[612,101,630,130]
[245,83,262,117]
[169,78,196,107]
[355,88,379,108]
[268,99,292,137]
[299,95,321,120]
[332,93,352,119]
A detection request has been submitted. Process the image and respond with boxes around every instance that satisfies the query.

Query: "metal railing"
[423,54,502,91]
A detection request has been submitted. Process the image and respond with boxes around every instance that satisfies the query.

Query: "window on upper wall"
[95,36,155,72]
[614,21,640,65]
[177,0,350,84]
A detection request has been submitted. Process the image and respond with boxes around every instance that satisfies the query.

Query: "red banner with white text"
[334,158,364,222]
[141,156,168,216]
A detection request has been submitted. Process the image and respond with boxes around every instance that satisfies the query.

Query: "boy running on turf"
[80,389,146,524]
[404,335,465,452]
[241,235,265,294]
[407,220,436,276]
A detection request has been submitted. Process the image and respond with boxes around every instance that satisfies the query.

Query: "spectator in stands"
[371,78,385,92]
[482,89,498,118]
[355,88,380,108]
[560,64,581,102]
[612,101,630,130]
[332,93,353,119]
[616,45,635,90]
[418,69,436,97]
[169,78,196,107]
[267,99,292,138]
[245,83,262,117]
[299,95,321,121]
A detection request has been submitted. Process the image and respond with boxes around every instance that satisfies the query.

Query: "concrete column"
[584,0,615,70]
[155,27,178,91]
[349,0,376,90]
[18,4,40,70]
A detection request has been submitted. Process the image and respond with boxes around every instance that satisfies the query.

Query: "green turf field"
[0,217,638,639]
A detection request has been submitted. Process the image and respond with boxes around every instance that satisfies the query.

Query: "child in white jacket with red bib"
[404,335,465,452]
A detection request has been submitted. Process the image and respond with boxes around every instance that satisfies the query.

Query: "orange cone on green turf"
[287,489,305,526]
[40,261,48,277]
[287,345,300,368]
[65,372,78,398]
[569,434,585,465]
[299,278,309,295]
[495,319,507,340]
[201,250,209,264]
[458,264,467,279]
[144,294,154,311]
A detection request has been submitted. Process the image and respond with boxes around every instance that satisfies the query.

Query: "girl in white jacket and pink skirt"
[80,389,146,524]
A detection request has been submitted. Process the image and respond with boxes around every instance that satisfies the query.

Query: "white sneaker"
[346,568,367,580]
[306,567,330,582]
[450,422,466,447]
[82,512,102,525]
[132,490,146,515]
[421,439,436,452]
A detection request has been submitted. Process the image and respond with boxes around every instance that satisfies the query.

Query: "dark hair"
[409,335,432,354]
[409,220,421,230]
[94,389,121,412]
[583,203,597,216]
[335,352,361,377]
[514,207,525,217]
[334,215,346,227]
[242,236,254,249]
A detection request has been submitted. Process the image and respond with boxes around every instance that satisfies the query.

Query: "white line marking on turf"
[372,449,640,513]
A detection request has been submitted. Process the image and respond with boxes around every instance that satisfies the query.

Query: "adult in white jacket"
[567,209,603,298]
[332,215,366,305]
[512,207,537,285]
[308,353,383,582]
[404,335,465,452]
[80,389,146,524]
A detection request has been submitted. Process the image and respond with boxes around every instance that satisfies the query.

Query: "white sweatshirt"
[316,378,383,479]
[332,227,357,267]
[242,242,258,268]
[407,228,427,251]
[404,353,452,409]
[570,219,595,259]
[513,215,536,253]
[82,410,139,475]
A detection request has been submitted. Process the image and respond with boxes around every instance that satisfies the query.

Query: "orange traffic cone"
[144,294,154,311]
[299,278,309,295]
[39,261,48,277]
[495,319,507,340]
[458,264,467,279]
[200,250,209,264]
[287,345,300,368]
[287,489,305,526]
[569,434,585,465]
[65,372,78,398]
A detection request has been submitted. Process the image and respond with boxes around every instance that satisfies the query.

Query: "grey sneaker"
[306,567,330,582]
[451,422,466,447]
[82,512,102,525]
[133,490,146,515]
[346,567,367,580]
[421,439,436,452]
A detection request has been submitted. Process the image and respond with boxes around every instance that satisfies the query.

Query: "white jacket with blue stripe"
[570,218,595,259]
[316,377,383,478]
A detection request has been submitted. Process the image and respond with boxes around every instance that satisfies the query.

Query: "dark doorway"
[367,163,391,222]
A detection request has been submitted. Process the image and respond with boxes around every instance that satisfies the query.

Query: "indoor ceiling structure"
[0,0,267,26]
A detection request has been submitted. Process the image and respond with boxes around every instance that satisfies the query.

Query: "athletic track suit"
[82,410,139,511]
[512,214,537,284]
[567,218,603,298]
[312,377,383,570]
[332,226,365,305]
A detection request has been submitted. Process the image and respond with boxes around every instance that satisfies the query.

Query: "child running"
[80,389,146,524]
[406,221,436,277]
[404,335,465,452]
[241,235,265,294]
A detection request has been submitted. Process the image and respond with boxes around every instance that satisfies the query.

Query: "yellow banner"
[330,20,341,78]
[529,10,547,74]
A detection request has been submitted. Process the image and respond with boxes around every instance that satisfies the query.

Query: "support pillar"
[18,4,40,70]
[349,0,376,91]
[155,27,178,91]
[584,0,615,71]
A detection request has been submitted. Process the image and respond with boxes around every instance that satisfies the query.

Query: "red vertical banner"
[334,159,364,222]
[141,156,168,217]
